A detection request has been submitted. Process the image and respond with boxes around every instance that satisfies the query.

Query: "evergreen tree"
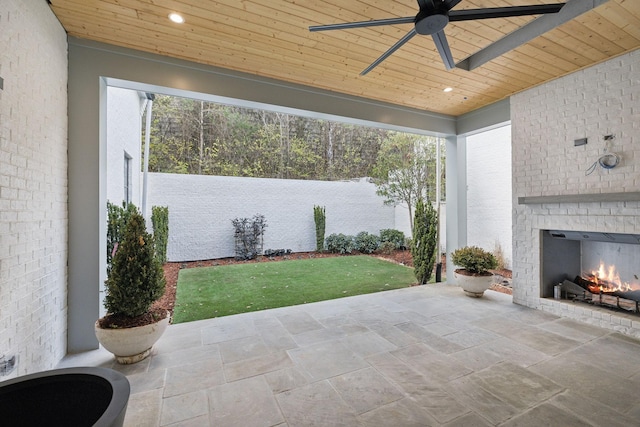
[105,210,166,317]
[411,199,438,285]
[313,205,326,251]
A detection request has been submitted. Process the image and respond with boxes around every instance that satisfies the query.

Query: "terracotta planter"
[95,311,170,364]
[454,269,495,297]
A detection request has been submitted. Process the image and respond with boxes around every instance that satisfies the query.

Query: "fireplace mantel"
[518,192,640,205]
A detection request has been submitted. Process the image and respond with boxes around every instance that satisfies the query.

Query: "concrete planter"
[95,312,170,364]
[454,270,495,298]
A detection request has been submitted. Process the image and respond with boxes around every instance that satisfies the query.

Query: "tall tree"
[146,94,439,184]
[372,133,438,230]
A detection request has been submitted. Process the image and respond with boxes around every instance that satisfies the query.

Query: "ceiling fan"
[309,0,566,75]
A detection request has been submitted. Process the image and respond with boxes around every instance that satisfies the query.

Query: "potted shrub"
[95,208,169,364]
[451,246,497,297]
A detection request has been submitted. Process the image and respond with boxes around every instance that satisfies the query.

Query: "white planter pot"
[454,270,495,297]
[95,312,170,364]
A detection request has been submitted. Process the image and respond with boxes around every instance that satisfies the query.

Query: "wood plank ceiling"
[49,0,640,116]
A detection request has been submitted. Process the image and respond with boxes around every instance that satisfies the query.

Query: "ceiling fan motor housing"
[415,10,449,35]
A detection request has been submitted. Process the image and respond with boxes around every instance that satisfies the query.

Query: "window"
[124,152,132,203]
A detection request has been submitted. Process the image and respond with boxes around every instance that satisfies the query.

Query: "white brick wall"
[0,1,68,375]
[146,173,398,262]
[466,125,512,267]
[511,49,640,337]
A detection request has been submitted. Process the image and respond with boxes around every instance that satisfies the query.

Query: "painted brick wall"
[511,50,640,337]
[0,1,68,375]
[107,87,144,205]
[466,125,512,267]
[146,173,398,262]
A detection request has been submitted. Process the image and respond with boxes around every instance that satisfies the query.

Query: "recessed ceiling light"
[169,13,184,24]
[443,87,453,93]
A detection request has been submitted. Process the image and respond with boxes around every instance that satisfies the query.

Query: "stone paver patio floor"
[61,284,640,426]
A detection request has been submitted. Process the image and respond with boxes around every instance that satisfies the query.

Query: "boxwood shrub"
[379,229,406,250]
[354,231,379,254]
[325,233,354,254]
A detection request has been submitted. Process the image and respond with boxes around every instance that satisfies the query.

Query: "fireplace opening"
[541,230,640,314]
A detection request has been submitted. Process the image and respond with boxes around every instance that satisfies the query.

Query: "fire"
[583,261,638,293]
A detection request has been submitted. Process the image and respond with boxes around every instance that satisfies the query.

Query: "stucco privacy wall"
[466,125,512,267]
[146,173,397,262]
[0,1,68,375]
[511,49,640,336]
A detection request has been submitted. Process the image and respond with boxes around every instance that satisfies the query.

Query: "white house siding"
[106,87,144,205]
[146,173,397,262]
[466,125,513,267]
[0,0,68,375]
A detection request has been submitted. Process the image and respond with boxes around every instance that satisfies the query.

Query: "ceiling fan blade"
[456,0,608,71]
[432,30,455,70]
[361,29,417,75]
[417,0,435,9]
[449,4,565,22]
[421,0,465,12]
[310,16,414,32]
[443,0,463,10]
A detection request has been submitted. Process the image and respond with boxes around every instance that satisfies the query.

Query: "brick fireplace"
[510,49,640,338]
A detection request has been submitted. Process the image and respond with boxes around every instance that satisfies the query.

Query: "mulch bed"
[154,250,511,320]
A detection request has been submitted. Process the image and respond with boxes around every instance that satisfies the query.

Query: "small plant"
[411,199,438,285]
[354,231,379,254]
[405,237,413,251]
[313,205,326,252]
[451,246,498,275]
[325,233,354,254]
[264,248,292,257]
[492,241,508,271]
[151,206,169,264]
[104,208,166,318]
[379,229,405,250]
[232,214,267,260]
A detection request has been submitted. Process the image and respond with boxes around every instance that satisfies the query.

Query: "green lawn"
[173,255,416,323]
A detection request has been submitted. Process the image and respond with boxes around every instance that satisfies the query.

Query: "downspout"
[435,137,442,282]
[141,93,154,218]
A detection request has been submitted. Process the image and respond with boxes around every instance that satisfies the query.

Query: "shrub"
[354,231,379,254]
[378,241,397,255]
[106,201,137,275]
[379,229,405,250]
[104,209,166,318]
[151,206,169,264]
[264,248,292,257]
[411,200,438,285]
[313,205,326,252]
[451,246,498,274]
[232,214,267,260]
[325,233,354,254]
